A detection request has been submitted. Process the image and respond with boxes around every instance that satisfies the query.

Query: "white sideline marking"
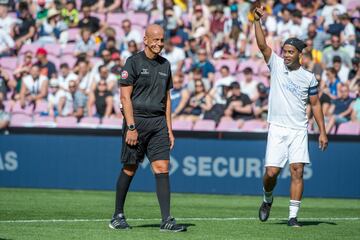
[0,217,359,223]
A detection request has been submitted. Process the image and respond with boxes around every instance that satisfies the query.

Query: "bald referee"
[253,6,328,227]
[109,24,186,232]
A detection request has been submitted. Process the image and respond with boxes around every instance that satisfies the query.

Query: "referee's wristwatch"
[128,124,136,131]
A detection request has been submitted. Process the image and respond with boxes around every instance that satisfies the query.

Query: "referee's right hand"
[126,130,138,146]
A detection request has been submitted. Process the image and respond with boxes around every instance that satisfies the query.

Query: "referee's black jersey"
[119,51,173,118]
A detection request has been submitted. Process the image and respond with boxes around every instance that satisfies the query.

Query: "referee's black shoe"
[160,216,187,232]
[288,217,302,227]
[258,199,273,222]
[109,213,131,230]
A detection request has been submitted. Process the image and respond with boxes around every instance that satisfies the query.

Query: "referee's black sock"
[114,170,134,216]
[155,173,171,221]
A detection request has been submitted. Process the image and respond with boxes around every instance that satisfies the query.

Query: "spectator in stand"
[74,27,96,57]
[0,98,10,131]
[224,81,253,121]
[121,40,139,65]
[0,66,10,101]
[176,80,212,122]
[68,80,87,119]
[34,48,57,79]
[170,73,186,115]
[240,67,259,102]
[0,28,15,57]
[47,78,72,117]
[76,59,93,94]
[322,67,341,99]
[61,0,79,28]
[276,7,295,41]
[319,0,346,29]
[97,36,118,56]
[190,48,215,85]
[37,8,67,45]
[349,58,360,92]
[13,2,36,50]
[119,19,142,52]
[351,82,360,122]
[301,51,323,81]
[0,3,16,36]
[210,5,225,37]
[253,82,269,122]
[322,34,352,68]
[87,79,113,118]
[161,39,185,74]
[272,0,295,17]
[191,4,210,38]
[58,63,78,91]
[97,0,121,13]
[91,49,115,79]
[326,84,354,133]
[331,56,350,83]
[184,37,198,64]
[339,13,355,47]
[132,0,153,12]
[301,23,330,53]
[13,51,34,100]
[19,65,48,108]
[78,3,103,34]
[110,52,123,78]
[224,4,244,46]
[91,64,118,108]
[164,9,188,49]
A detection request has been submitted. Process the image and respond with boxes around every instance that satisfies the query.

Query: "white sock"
[263,188,273,203]
[289,200,301,219]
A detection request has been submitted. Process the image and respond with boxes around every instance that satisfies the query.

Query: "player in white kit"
[253,6,328,227]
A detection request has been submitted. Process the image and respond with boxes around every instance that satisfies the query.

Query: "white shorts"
[265,124,310,168]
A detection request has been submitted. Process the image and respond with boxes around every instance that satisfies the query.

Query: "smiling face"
[144,24,165,57]
[282,44,301,68]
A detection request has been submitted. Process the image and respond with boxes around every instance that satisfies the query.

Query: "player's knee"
[265,168,279,178]
[151,160,169,174]
[290,165,304,179]
[123,165,138,176]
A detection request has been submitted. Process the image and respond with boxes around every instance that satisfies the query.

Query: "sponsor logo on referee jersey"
[158,72,168,77]
[141,68,149,75]
[121,70,128,79]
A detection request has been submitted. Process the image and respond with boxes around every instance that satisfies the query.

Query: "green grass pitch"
[0,188,359,240]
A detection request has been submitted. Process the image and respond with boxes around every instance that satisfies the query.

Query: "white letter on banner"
[303,165,313,180]
[5,151,18,171]
[183,156,197,176]
[213,157,228,177]
[198,157,212,177]
[0,154,4,170]
[229,157,244,177]
[246,158,261,178]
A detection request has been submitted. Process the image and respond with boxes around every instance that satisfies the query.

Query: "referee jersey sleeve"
[119,57,136,86]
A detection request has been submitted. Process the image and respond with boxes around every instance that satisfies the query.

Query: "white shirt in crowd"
[161,47,186,73]
[267,51,318,130]
[22,74,48,95]
[0,29,15,53]
[321,3,346,27]
[58,72,78,90]
[47,90,73,116]
[277,20,295,40]
[0,15,16,35]
[240,80,259,100]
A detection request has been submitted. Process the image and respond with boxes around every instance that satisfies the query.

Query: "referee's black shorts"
[121,116,170,165]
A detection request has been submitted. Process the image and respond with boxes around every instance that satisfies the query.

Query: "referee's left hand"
[169,131,175,150]
[126,130,138,146]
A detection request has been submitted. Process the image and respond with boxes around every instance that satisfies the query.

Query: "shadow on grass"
[272,220,337,226]
[135,223,195,229]
[0,238,12,240]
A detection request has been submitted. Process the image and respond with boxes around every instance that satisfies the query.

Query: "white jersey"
[267,51,318,130]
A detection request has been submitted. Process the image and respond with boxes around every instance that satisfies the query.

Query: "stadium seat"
[0,57,18,70]
[238,59,259,75]
[67,28,80,42]
[56,116,78,128]
[61,43,76,56]
[128,12,149,27]
[214,59,238,74]
[12,102,34,115]
[241,119,268,132]
[47,55,61,69]
[336,121,360,135]
[100,117,123,129]
[78,116,100,128]
[107,13,128,26]
[193,119,216,131]
[172,120,193,131]
[33,115,56,127]
[44,44,62,57]
[216,118,240,131]
[33,100,49,114]
[60,55,77,69]
[19,43,42,55]
[346,0,359,10]
[10,114,33,127]
[3,100,12,112]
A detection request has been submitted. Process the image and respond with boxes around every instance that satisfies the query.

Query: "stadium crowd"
[0,0,359,134]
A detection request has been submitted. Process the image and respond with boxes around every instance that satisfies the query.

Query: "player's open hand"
[126,130,138,146]
[319,132,328,151]
[253,6,265,21]
[169,131,175,150]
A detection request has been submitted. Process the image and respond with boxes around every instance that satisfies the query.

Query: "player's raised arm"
[253,6,272,63]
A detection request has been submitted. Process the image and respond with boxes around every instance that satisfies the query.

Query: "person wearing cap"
[37,8,65,45]
[35,47,57,78]
[191,4,210,37]
[253,5,328,227]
